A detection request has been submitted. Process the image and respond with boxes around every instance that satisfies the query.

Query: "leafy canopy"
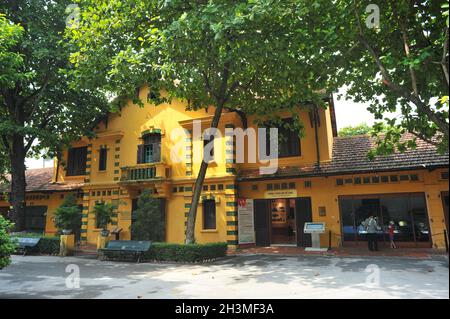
[0,0,110,162]
[338,123,372,137]
[329,0,449,154]
[67,0,344,125]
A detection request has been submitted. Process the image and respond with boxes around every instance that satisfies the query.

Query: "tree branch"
[441,27,449,86]
[352,0,449,140]
[23,73,51,120]
[391,1,419,96]
[408,130,440,147]
[1,135,11,152]
[202,70,218,100]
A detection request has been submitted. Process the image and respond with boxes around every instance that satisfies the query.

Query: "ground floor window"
[339,193,430,245]
[24,206,47,232]
[203,200,216,230]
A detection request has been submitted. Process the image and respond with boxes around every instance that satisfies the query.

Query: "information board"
[238,198,255,245]
[304,222,326,233]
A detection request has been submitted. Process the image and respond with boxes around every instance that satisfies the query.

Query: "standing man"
[364,215,379,251]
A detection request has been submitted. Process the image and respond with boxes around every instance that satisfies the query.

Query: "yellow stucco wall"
[0,191,82,236]
[1,85,447,250]
[239,168,449,249]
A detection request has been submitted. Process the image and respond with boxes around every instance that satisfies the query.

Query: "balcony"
[120,162,170,183]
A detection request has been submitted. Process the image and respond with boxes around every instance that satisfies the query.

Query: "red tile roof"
[0,168,83,193]
[239,134,449,181]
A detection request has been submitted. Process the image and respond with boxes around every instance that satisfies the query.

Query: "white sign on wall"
[238,198,255,245]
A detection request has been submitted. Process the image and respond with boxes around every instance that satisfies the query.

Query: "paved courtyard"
[0,254,448,299]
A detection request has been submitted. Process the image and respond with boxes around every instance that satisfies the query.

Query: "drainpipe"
[313,106,321,169]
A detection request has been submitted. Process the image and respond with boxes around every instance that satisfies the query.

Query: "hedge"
[100,242,228,263]
[10,234,60,255]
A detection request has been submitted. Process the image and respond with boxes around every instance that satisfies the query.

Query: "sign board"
[238,198,255,245]
[304,222,326,234]
[264,190,298,199]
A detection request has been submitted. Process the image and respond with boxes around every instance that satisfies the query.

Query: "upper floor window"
[99,147,107,171]
[263,118,301,158]
[66,146,87,176]
[137,133,161,164]
[203,199,216,230]
[278,119,301,158]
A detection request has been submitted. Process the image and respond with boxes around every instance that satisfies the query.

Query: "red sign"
[238,198,247,207]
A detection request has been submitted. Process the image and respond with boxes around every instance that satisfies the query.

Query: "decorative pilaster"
[185,130,193,177]
[113,139,121,181]
[184,192,192,235]
[80,191,90,244]
[225,184,238,246]
[225,125,237,175]
[84,144,93,183]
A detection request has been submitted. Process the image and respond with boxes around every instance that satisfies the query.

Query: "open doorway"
[270,199,296,245]
[254,197,312,247]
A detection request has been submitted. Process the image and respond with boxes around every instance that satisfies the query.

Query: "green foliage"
[328,0,449,154]
[144,242,228,263]
[93,202,116,230]
[0,1,110,156]
[67,0,346,129]
[34,237,60,255]
[10,234,60,255]
[130,190,165,241]
[0,14,25,89]
[54,194,81,232]
[338,123,372,137]
[0,215,16,269]
[1,1,110,229]
[100,242,228,263]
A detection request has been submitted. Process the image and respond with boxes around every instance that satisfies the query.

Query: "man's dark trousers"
[368,233,378,251]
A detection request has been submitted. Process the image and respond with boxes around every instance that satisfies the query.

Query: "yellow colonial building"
[1,86,449,250]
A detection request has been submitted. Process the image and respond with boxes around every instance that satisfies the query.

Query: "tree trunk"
[9,134,26,231]
[185,102,225,244]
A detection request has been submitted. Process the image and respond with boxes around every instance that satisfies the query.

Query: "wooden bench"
[12,237,41,256]
[98,240,151,263]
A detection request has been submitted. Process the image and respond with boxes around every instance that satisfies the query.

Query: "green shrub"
[54,194,81,233]
[130,190,165,241]
[100,242,228,263]
[93,202,116,230]
[10,234,60,255]
[36,237,60,255]
[0,216,16,269]
[145,242,228,262]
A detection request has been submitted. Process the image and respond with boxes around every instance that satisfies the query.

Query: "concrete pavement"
[0,254,448,299]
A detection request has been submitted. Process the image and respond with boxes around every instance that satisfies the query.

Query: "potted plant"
[54,194,81,256]
[54,194,81,235]
[93,202,116,236]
